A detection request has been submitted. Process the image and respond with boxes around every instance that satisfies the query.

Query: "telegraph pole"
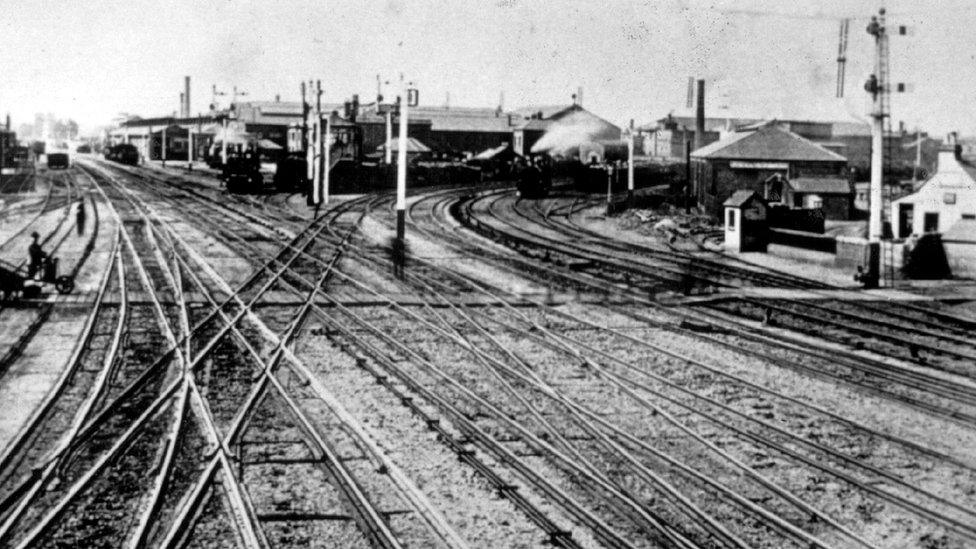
[396,75,410,240]
[862,7,892,288]
[220,117,228,166]
[385,110,393,165]
[626,119,635,204]
[865,8,887,242]
[310,80,323,208]
[323,115,331,205]
[300,82,309,157]
[378,75,392,164]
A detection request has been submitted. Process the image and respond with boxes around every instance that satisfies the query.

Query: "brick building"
[691,124,848,216]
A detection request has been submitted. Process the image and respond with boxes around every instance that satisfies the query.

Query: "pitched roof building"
[690,125,848,216]
[891,139,976,239]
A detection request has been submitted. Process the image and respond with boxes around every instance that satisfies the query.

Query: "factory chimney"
[577,86,583,107]
[184,76,191,118]
[695,79,705,152]
[179,92,185,119]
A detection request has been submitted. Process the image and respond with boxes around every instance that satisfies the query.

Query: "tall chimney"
[695,79,705,151]
[179,92,185,118]
[184,76,191,118]
[577,86,583,107]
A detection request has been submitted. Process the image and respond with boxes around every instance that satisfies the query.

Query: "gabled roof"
[724,190,764,207]
[377,137,431,153]
[692,125,847,162]
[787,178,851,194]
[409,106,514,133]
[512,104,578,120]
[643,115,763,133]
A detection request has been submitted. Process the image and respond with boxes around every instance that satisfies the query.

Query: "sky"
[1,0,975,136]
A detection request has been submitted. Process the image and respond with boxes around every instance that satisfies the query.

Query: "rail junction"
[0,160,974,549]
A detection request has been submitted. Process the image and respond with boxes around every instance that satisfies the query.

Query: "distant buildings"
[640,114,939,178]
[110,95,622,162]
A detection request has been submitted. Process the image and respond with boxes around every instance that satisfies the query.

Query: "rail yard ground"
[1,161,975,548]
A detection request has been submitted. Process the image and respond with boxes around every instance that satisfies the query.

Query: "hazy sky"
[1,0,974,135]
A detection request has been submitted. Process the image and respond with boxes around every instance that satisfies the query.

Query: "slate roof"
[410,107,515,133]
[723,190,764,207]
[691,126,848,162]
[787,178,852,194]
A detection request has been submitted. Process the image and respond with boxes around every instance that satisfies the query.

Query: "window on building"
[924,212,940,233]
[944,192,957,205]
[727,209,736,230]
[963,214,976,220]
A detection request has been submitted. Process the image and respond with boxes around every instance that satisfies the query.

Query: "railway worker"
[76,202,87,236]
[27,231,45,279]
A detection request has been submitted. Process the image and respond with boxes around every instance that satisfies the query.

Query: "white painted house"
[891,140,976,239]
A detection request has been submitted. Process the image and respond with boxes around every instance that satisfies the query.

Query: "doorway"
[923,212,940,233]
[898,203,914,237]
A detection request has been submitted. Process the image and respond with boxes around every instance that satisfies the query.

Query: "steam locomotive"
[104,143,140,165]
[515,155,553,199]
[516,140,630,197]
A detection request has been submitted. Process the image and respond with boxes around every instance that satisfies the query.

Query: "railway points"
[0,152,972,548]
[3,4,976,545]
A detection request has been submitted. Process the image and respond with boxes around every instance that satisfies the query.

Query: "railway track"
[366,185,976,547]
[454,188,976,426]
[545,192,976,374]
[4,161,972,547]
[22,160,471,548]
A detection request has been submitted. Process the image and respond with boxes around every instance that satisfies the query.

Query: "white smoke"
[530,110,611,156]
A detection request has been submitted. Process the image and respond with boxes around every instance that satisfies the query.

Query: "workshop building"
[512,104,621,157]
[691,124,849,217]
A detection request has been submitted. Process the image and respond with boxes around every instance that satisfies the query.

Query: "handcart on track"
[0,256,74,301]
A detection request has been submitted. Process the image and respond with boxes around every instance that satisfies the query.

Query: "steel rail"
[309,241,845,549]
[99,166,424,548]
[457,189,976,424]
[91,163,272,549]
[147,188,631,548]
[172,203,592,549]
[154,216,408,549]
[410,188,976,468]
[531,193,976,374]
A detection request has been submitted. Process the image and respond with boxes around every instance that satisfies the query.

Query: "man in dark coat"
[28,231,45,279]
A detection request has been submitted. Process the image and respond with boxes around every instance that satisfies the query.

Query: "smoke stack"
[180,92,185,118]
[184,76,191,117]
[351,94,359,123]
[695,79,705,151]
[5,113,9,131]
[577,86,583,107]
